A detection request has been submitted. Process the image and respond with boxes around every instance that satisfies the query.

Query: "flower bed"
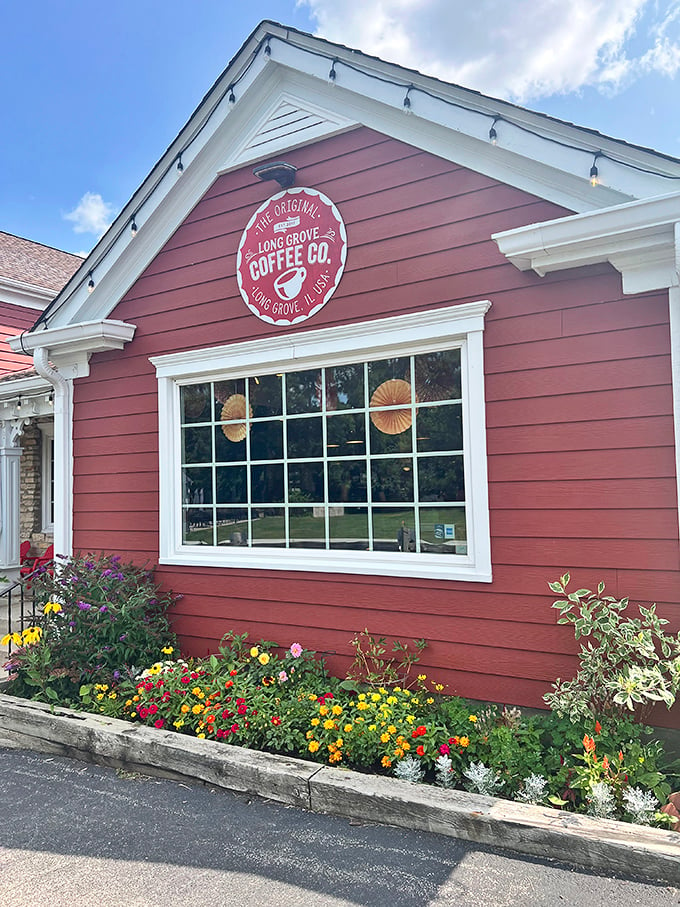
[2,555,679,830]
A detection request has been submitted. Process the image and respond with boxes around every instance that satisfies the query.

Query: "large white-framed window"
[151,301,492,581]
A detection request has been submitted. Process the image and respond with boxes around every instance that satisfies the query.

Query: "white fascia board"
[0,373,50,400]
[7,319,136,379]
[492,190,680,293]
[38,23,680,333]
[0,277,53,310]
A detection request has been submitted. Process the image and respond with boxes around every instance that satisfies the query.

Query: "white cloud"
[64,192,117,237]
[300,0,679,102]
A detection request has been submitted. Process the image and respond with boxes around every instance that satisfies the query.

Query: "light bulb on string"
[130,215,138,237]
[228,85,236,104]
[489,117,501,145]
[263,38,271,57]
[176,154,184,174]
[87,271,95,293]
[328,59,337,83]
[403,85,413,113]
[590,152,603,187]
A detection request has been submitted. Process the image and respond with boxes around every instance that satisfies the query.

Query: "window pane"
[215,426,246,463]
[419,507,467,555]
[183,467,212,505]
[249,374,282,417]
[183,508,214,544]
[287,417,323,459]
[251,508,285,547]
[216,466,247,504]
[372,507,416,552]
[182,426,212,464]
[368,357,410,395]
[415,349,461,401]
[416,404,463,453]
[328,460,367,503]
[369,420,412,455]
[286,369,322,414]
[216,509,249,546]
[418,455,465,502]
[290,507,327,548]
[251,464,284,503]
[371,458,414,503]
[329,507,368,549]
[181,384,211,423]
[326,412,365,456]
[214,379,246,419]
[326,364,364,411]
[251,420,283,461]
[288,461,324,504]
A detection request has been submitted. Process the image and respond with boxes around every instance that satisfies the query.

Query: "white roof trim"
[35,21,680,334]
[492,190,680,293]
[0,276,53,311]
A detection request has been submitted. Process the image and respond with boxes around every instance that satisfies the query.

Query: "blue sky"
[4,1,679,255]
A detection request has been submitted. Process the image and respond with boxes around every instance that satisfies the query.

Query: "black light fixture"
[489,116,501,145]
[328,59,337,82]
[253,160,298,189]
[228,85,236,104]
[403,85,413,112]
[176,153,184,173]
[590,151,603,186]
[130,214,138,236]
[87,271,95,292]
[263,38,272,57]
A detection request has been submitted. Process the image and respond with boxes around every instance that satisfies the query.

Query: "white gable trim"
[34,22,680,336]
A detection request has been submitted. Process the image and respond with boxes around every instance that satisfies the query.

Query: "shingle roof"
[0,231,82,291]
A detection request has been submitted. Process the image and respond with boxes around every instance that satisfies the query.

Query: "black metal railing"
[1,561,54,652]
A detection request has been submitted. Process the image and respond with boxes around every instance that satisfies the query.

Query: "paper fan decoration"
[369,379,414,435]
[221,394,252,442]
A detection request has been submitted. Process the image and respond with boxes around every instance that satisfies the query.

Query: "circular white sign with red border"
[236,187,347,326]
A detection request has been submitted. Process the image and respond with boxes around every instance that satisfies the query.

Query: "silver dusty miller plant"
[463,761,504,796]
[587,782,616,819]
[394,756,425,784]
[622,787,659,826]
[434,754,456,789]
[515,774,548,805]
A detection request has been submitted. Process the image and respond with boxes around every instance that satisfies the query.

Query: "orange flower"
[602,755,610,773]
[594,720,602,734]
[583,734,596,753]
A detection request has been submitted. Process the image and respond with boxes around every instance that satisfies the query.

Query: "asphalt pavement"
[0,747,678,906]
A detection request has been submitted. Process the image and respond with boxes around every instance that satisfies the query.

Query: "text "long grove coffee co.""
[236,187,347,326]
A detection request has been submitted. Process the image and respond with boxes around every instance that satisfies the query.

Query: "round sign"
[236,187,347,326]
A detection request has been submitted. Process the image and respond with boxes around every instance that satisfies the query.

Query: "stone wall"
[19,421,51,555]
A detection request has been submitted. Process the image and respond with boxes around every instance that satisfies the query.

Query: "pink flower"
[154,719,164,729]
[278,671,288,682]
[290,643,303,658]
[439,744,450,755]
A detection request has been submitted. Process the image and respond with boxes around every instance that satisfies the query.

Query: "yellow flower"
[344,723,353,733]
[335,738,344,747]
[378,687,388,695]
[405,715,415,723]
[331,704,342,716]
[181,704,190,713]
[1,632,22,646]
[249,646,259,658]
[329,751,342,763]
[191,687,202,696]
[371,693,381,702]
[387,725,397,735]
[96,693,104,701]
[125,699,132,707]
[386,696,398,705]
[469,715,478,723]
[197,733,206,739]
[357,701,369,711]
[43,601,62,614]
[358,693,366,701]
[434,683,444,692]
[460,736,470,747]
[380,733,390,743]
[396,735,406,745]
[258,652,270,666]
[308,740,320,753]
[426,697,434,705]
[402,741,410,751]
[108,692,117,699]
[323,719,335,730]
[306,730,314,739]
[149,663,162,675]
[381,756,392,768]
[173,719,185,729]
[394,747,404,758]
[161,646,174,655]
[21,626,42,645]
[417,673,427,681]
[368,724,376,732]
[319,705,329,716]
[311,717,320,726]
[192,704,204,714]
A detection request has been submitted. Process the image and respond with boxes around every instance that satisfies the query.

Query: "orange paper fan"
[369,379,413,435]
[221,394,252,442]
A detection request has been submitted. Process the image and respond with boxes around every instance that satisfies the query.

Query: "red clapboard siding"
[71,127,680,726]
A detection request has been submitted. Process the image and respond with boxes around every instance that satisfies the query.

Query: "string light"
[489,117,501,145]
[33,30,680,332]
[590,151,603,187]
[130,215,138,236]
[16,397,22,411]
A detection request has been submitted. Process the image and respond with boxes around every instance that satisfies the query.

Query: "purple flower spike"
[99,605,108,613]
[77,601,91,611]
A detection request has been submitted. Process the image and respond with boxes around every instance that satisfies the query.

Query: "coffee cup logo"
[274,266,306,301]
[237,187,347,326]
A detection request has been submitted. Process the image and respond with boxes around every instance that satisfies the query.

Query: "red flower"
[594,720,602,734]
[148,703,158,715]
[138,707,149,719]
[180,676,190,684]
[229,669,238,676]
[144,683,153,692]
[238,705,247,715]
[439,744,450,755]
[154,719,164,729]
[271,716,282,725]
[416,745,425,756]
[225,680,234,689]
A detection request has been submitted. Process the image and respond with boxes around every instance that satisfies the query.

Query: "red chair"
[20,543,54,579]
